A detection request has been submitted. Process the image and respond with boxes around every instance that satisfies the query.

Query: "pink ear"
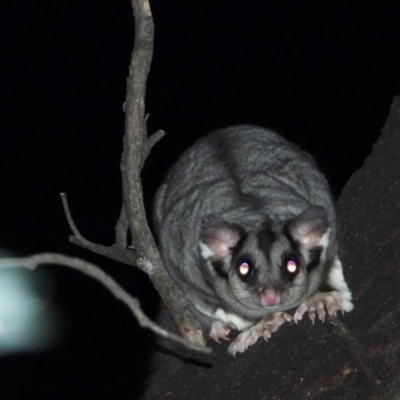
[200,215,242,258]
[288,206,329,248]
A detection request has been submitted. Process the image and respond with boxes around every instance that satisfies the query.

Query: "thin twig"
[141,129,165,168]
[0,253,211,354]
[60,193,138,266]
[68,237,138,266]
[60,192,86,242]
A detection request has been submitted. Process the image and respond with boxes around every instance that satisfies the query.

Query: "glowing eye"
[236,261,254,281]
[286,260,298,274]
[239,262,250,275]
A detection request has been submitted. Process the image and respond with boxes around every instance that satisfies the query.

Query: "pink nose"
[261,288,280,307]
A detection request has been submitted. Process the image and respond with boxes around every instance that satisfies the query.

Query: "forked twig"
[54,0,207,350]
[60,193,138,266]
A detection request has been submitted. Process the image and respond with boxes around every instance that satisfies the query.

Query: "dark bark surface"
[143,96,400,400]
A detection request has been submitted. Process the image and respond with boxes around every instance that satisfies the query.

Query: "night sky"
[1,1,400,399]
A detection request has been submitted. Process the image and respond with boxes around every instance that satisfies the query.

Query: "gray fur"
[153,125,345,334]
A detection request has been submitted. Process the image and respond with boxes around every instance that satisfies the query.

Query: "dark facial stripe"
[209,225,246,281]
[211,259,229,280]
[283,222,300,249]
[256,225,277,261]
[318,283,335,293]
[307,246,323,271]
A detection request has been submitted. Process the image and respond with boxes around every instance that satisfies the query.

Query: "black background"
[1,1,399,399]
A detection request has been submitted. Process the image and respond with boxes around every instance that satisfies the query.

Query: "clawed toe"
[210,320,232,342]
[227,312,291,356]
[294,290,351,325]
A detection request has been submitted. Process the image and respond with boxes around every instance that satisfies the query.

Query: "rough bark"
[142,96,400,400]
[55,0,208,352]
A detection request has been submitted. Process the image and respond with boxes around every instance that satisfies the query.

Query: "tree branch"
[119,0,205,344]
[0,253,211,354]
[61,192,138,266]
[58,0,206,347]
[140,127,165,169]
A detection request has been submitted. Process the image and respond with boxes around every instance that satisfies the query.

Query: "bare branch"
[68,238,137,266]
[57,0,206,346]
[0,253,211,354]
[119,0,206,343]
[141,129,165,168]
[60,193,138,266]
[60,192,86,241]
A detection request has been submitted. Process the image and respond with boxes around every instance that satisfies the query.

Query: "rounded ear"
[199,215,242,259]
[288,206,329,248]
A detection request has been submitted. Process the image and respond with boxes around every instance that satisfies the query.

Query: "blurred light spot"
[0,262,63,356]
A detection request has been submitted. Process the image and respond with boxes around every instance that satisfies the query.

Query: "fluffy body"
[153,125,353,355]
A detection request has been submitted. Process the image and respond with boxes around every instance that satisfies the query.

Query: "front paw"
[228,323,264,356]
[228,312,292,356]
[294,290,354,324]
[210,320,232,342]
